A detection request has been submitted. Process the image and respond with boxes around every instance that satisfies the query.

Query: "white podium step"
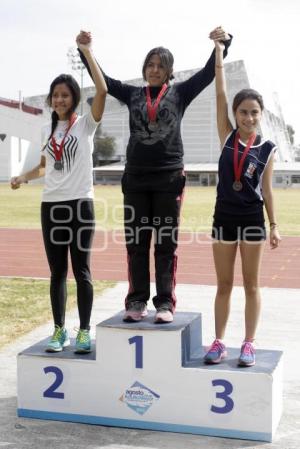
[17,311,282,442]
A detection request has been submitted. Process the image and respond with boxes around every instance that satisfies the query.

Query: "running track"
[0,228,299,288]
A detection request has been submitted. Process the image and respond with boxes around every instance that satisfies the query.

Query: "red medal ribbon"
[51,113,77,161]
[146,83,168,122]
[233,131,256,183]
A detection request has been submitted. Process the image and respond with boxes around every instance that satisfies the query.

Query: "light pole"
[67,47,86,115]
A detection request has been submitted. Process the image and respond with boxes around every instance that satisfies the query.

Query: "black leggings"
[41,199,95,330]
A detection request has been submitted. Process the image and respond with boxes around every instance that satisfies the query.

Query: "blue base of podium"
[18,408,272,442]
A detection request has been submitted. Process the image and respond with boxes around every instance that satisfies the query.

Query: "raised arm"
[178,27,232,109]
[77,33,132,105]
[213,39,233,147]
[11,155,46,189]
[76,31,107,122]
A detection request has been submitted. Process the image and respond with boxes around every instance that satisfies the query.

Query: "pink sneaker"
[123,301,148,322]
[204,339,227,364]
[238,341,255,367]
[154,308,173,323]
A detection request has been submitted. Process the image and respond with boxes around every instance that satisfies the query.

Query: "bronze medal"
[233,132,256,193]
[232,180,243,191]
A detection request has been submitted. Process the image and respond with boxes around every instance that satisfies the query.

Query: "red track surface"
[0,228,299,288]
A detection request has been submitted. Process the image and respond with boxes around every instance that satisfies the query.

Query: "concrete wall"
[0,105,44,181]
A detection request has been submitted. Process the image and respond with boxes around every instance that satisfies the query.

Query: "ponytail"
[49,111,59,139]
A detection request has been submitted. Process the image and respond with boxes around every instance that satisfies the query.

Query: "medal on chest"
[51,113,77,170]
[54,160,64,170]
[232,180,243,191]
[146,84,168,131]
[232,132,256,191]
[148,121,159,131]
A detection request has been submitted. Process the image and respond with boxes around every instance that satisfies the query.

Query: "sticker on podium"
[17,311,283,442]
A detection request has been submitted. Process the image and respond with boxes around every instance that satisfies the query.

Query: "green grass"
[0,278,114,349]
[0,182,298,346]
[181,186,300,236]
[0,183,299,235]
[0,184,124,229]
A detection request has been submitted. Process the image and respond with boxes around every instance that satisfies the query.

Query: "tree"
[93,124,116,166]
[286,124,295,145]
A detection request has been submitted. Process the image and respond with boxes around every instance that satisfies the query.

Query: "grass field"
[0,278,114,349]
[0,182,298,347]
[0,183,299,235]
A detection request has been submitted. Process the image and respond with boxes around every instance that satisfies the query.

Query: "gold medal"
[148,121,159,131]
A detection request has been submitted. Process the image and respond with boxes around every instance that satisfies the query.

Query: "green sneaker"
[46,326,70,352]
[75,329,91,354]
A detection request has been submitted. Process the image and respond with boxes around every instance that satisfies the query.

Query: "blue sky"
[1,0,299,142]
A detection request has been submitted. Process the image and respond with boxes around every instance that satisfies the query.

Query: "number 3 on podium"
[127,335,234,414]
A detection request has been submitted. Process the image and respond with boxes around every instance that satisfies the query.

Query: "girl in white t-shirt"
[11,32,107,354]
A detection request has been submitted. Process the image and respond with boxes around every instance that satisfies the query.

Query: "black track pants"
[122,170,185,312]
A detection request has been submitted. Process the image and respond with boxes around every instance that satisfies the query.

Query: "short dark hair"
[232,88,264,113]
[142,47,174,82]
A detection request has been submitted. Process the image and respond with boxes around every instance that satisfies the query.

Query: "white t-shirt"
[41,111,100,202]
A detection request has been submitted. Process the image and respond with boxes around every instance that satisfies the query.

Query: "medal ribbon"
[146,83,168,122]
[233,132,256,183]
[51,113,77,161]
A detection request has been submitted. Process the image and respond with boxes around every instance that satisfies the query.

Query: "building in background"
[84,60,293,165]
[0,60,295,185]
[0,98,44,182]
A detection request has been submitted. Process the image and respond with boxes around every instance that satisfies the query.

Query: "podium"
[17,311,283,442]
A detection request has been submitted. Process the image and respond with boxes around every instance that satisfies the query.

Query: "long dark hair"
[232,88,264,113]
[142,47,174,83]
[46,74,80,138]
